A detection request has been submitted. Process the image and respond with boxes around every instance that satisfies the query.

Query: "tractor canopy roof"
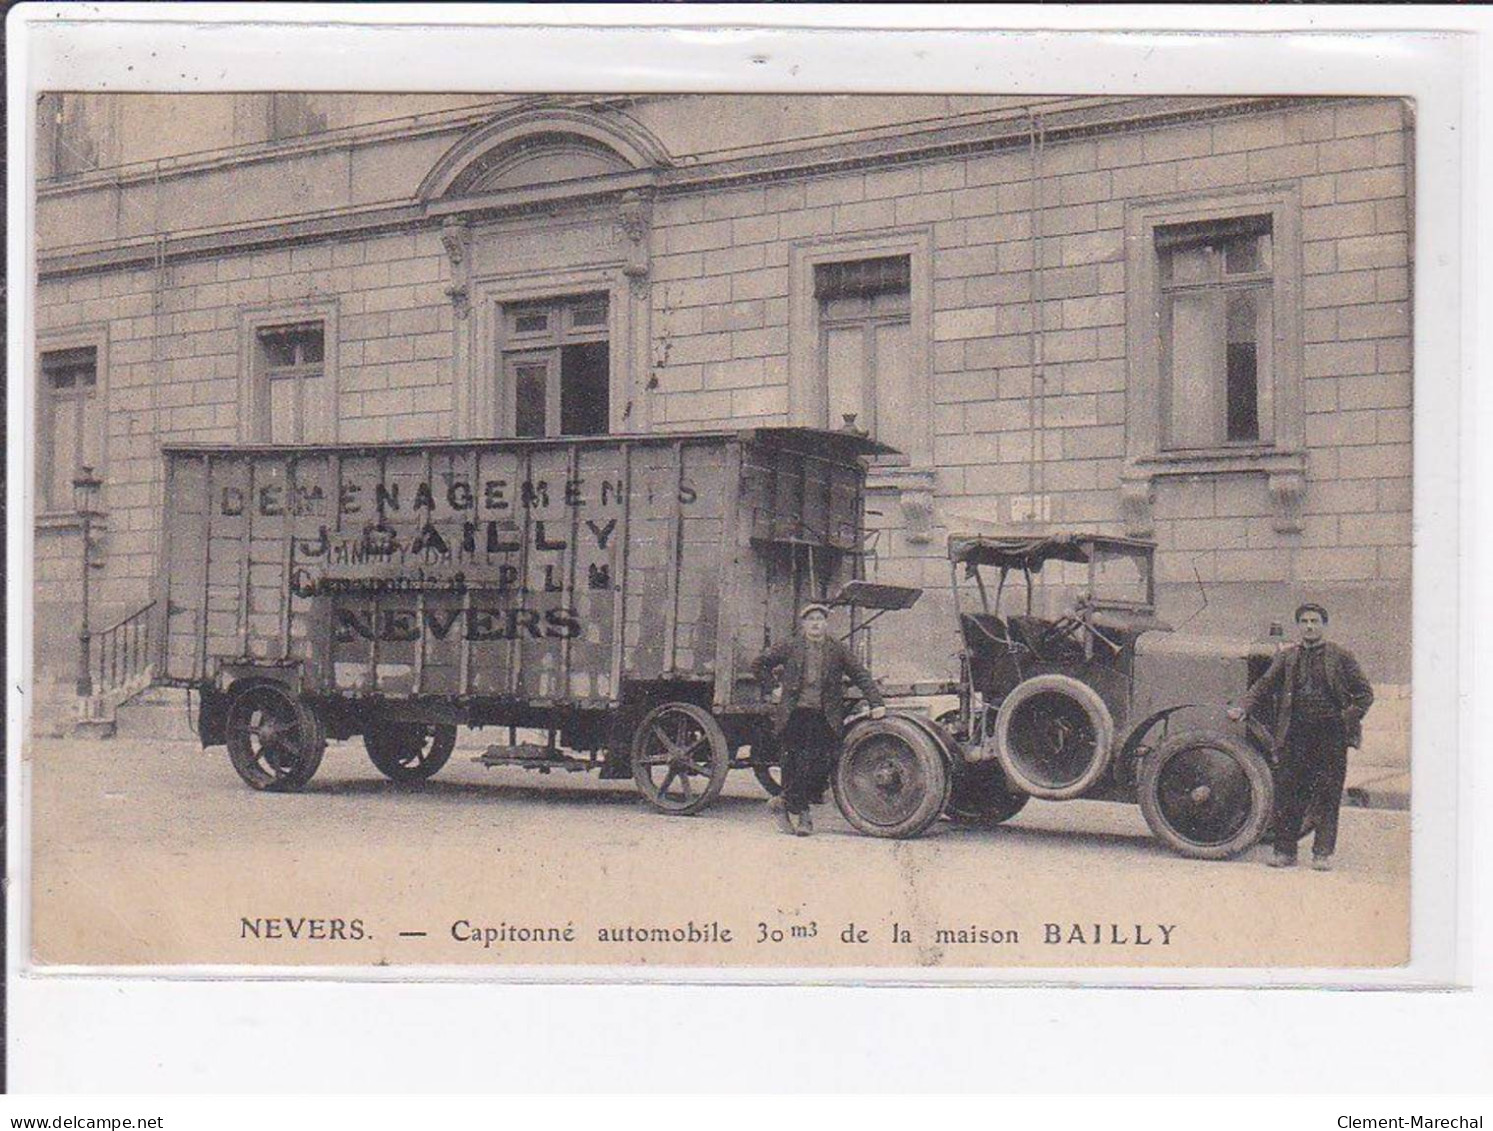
[947,531,1157,571]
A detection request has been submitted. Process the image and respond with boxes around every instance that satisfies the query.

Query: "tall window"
[254,323,329,443]
[39,346,101,511]
[814,255,913,452]
[500,293,610,437]
[1156,216,1274,449]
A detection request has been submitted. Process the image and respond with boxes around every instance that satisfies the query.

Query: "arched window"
[418,107,668,203]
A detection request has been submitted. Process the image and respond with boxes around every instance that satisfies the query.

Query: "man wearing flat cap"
[754,603,886,836]
[1229,602,1374,870]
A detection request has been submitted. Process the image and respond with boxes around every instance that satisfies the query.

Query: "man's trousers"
[779,708,838,816]
[1272,718,1349,859]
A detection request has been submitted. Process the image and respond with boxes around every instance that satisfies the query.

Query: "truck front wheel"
[225,683,326,792]
[631,702,730,816]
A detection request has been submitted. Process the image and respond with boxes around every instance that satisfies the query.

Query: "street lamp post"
[72,465,103,700]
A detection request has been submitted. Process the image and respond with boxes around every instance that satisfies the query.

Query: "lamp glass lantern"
[72,465,103,518]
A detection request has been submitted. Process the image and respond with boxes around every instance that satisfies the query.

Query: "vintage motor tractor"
[831,532,1287,859]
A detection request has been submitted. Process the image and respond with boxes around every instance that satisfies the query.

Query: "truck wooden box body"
[153,427,892,814]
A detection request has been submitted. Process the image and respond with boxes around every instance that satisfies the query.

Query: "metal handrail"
[91,598,157,640]
[89,599,157,698]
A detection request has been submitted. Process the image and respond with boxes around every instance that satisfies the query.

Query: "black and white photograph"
[7,3,1480,1029]
[20,77,1424,971]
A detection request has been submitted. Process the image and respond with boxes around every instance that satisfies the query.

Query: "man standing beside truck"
[1229,602,1374,871]
[754,603,886,837]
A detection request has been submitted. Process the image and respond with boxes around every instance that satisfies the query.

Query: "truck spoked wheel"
[946,760,1029,824]
[833,715,949,839]
[1139,730,1273,860]
[365,723,457,783]
[631,702,730,816]
[225,683,326,792]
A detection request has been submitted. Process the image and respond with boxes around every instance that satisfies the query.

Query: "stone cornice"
[34,93,655,200]
[37,94,1366,281]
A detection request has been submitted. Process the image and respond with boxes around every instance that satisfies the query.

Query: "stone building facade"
[31,93,1413,743]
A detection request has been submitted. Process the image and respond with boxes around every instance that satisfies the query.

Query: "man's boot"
[775,803,796,836]
[795,810,814,837]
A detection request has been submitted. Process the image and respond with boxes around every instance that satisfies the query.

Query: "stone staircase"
[63,599,159,739]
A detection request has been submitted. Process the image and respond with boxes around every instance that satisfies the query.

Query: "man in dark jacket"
[1229,602,1374,870]
[754,603,886,836]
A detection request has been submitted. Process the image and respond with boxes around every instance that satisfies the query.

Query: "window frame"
[817,279,914,444]
[238,302,340,444]
[1122,185,1306,535]
[789,228,934,469]
[498,292,612,439]
[475,272,624,439]
[35,326,109,522]
[1126,185,1304,471]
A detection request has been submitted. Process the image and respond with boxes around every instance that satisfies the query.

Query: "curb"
[1343,773,1411,812]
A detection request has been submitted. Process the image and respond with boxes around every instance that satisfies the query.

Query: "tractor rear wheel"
[994,674,1114,800]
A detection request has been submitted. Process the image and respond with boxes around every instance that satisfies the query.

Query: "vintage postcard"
[22,76,1428,974]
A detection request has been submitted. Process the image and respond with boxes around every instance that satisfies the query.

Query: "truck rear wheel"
[365,723,457,783]
[1139,730,1273,860]
[631,702,730,816]
[833,715,950,839]
[225,683,326,792]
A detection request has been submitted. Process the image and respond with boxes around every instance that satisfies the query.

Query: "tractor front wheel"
[1139,730,1273,860]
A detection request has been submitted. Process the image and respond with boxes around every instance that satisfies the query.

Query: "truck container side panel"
[369,450,424,694]
[771,452,804,544]
[728,457,771,706]
[711,441,745,709]
[244,459,287,661]
[419,447,466,696]
[802,456,831,554]
[161,431,870,708]
[515,446,570,699]
[287,454,332,672]
[622,446,679,681]
[468,447,524,697]
[830,464,860,550]
[570,446,626,699]
[742,457,773,545]
[203,457,249,671]
[675,443,727,677]
[608,445,633,697]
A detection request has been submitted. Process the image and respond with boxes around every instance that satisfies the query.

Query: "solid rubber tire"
[1139,729,1274,860]
[994,673,1114,800]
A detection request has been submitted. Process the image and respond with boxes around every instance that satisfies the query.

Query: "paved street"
[27,734,1410,969]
